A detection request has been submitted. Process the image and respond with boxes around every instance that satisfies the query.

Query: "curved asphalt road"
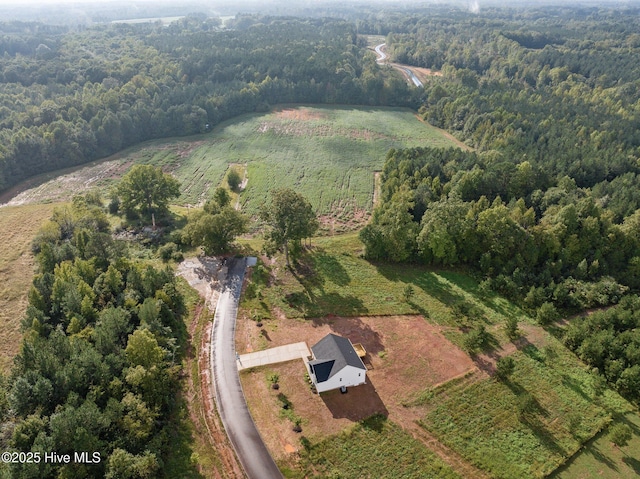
[210,257,283,479]
[374,43,423,87]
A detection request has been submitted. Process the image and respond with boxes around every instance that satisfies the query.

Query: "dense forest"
[362,6,640,304]
[0,15,415,194]
[0,194,188,478]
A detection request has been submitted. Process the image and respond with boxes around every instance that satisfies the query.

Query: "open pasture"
[413,341,634,479]
[1,106,460,230]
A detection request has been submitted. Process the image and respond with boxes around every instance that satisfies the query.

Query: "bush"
[495,356,515,380]
[608,422,632,448]
[157,242,179,262]
[536,302,559,325]
[463,325,490,353]
[504,316,520,340]
[227,168,242,190]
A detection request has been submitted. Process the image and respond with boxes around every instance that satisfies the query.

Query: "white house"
[306,333,367,393]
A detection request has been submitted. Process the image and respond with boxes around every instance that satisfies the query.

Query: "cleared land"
[2,106,460,231]
[552,412,640,478]
[237,234,640,479]
[0,203,57,373]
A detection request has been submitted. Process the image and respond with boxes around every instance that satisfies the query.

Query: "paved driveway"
[211,257,283,479]
[237,342,310,371]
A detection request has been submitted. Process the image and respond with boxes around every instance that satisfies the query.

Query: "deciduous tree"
[260,188,318,267]
[117,165,180,223]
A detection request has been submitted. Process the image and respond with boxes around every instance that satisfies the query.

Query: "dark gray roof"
[309,333,366,383]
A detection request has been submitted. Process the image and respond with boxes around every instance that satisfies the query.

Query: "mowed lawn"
[552,411,640,478]
[0,203,57,373]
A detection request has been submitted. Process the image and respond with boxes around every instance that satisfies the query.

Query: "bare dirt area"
[238,314,480,461]
[273,107,328,121]
[176,257,225,310]
[0,158,131,207]
[412,66,443,80]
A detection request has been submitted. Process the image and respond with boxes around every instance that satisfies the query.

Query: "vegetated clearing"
[0,203,57,374]
[1,106,459,231]
[238,233,640,478]
[411,337,633,479]
[551,411,640,479]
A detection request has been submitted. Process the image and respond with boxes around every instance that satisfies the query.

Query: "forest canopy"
[0,16,416,194]
[361,6,640,313]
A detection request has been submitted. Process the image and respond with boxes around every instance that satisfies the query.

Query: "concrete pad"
[237,342,310,371]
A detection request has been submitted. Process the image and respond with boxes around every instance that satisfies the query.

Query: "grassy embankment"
[0,203,58,374]
[240,233,640,479]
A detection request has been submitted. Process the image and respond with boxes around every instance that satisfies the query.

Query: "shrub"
[608,423,632,448]
[157,242,179,262]
[504,316,520,340]
[227,168,242,190]
[495,356,515,381]
[536,302,559,325]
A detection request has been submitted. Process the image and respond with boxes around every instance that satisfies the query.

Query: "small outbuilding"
[306,333,367,393]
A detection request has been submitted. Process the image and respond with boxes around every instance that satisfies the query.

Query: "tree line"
[0,16,417,194]
[0,191,188,478]
[0,156,321,477]
[361,7,640,310]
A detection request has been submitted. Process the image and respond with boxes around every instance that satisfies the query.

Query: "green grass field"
[163,105,459,215]
[242,233,526,346]
[4,106,460,232]
[295,415,461,479]
[242,233,640,478]
[413,339,635,479]
[552,412,640,478]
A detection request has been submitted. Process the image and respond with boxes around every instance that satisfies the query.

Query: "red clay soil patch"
[238,314,479,461]
[273,107,328,121]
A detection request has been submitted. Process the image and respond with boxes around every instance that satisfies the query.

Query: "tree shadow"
[560,374,591,403]
[310,315,384,356]
[518,341,545,362]
[438,270,526,320]
[622,456,640,474]
[319,378,388,422]
[312,249,351,286]
[549,438,619,477]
